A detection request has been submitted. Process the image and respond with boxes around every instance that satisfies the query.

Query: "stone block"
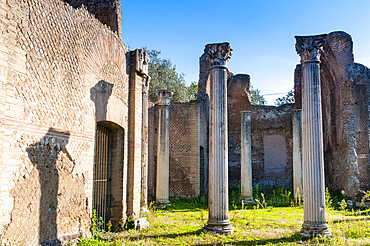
[135,217,149,230]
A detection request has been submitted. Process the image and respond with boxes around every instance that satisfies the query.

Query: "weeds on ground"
[77,188,370,246]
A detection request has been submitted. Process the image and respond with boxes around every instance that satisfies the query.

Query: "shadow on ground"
[332,217,370,224]
[123,229,303,245]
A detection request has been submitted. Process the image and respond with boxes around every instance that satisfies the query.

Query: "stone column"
[292,109,303,200]
[295,34,331,237]
[204,42,234,235]
[141,76,150,212]
[155,89,173,207]
[241,111,254,204]
[128,49,149,218]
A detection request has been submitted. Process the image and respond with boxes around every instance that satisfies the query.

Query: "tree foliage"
[275,89,295,106]
[145,49,188,102]
[250,86,266,105]
[186,81,198,101]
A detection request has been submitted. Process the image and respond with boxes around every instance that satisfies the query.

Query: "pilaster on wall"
[128,49,149,218]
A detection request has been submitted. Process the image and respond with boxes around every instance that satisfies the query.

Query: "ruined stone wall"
[295,31,370,196]
[0,4,29,228]
[293,64,302,109]
[147,102,155,198]
[227,74,251,187]
[168,102,199,197]
[148,102,200,198]
[250,104,294,188]
[62,0,122,36]
[197,51,293,190]
[197,53,211,194]
[318,32,354,194]
[0,0,131,244]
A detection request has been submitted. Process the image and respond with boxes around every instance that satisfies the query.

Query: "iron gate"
[93,124,113,225]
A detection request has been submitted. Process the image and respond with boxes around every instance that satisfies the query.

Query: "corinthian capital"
[134,49,150,75]
[156,89,173,106]
[204,42,232,66]
[295,34,327,63]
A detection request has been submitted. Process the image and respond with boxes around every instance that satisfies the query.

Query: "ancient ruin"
[241,111,254,204]
[1,0,370,243]
[149,31,370,203]
[292,109,303,200]
[155,89,173,208]
[145,31,370,238]
[203,42,234,235]
[141,75,150,212]
[295,34,331,236]
[0,0,149,244]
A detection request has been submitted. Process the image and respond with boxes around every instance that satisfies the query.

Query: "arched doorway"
[93,123,113,225]
[92,121,125,228]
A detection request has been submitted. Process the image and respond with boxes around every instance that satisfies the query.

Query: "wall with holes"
[0,0,130,244]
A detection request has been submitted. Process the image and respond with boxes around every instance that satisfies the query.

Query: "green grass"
[78,189,370,245]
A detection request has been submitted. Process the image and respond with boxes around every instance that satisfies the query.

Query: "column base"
[204,220,234,235]
[242,196,255,205]
[135,217,150,230]
[300,222,332,237]
[155,200,170,209]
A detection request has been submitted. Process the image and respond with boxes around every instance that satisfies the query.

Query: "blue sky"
[121,0,370,104]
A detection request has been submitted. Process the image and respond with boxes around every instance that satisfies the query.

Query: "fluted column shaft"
[295,34,331,237]
[155,90,172,207]
[208,65,229,223]
[241,111,254,204]
[293,109,303,200]
[204,42,234,235]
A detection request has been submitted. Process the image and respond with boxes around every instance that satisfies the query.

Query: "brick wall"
[62,0,122,36]
[148,102,200,198]
[168,102,199,197]
[250,104,294,188]
[0,0,132,244]
[227,74,251,187]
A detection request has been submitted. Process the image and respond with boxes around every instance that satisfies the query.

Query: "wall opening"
[263,135,287,187]
[93,124,113,225]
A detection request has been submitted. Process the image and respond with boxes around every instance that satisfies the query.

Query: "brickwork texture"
[148,102,200,198]
[0,0,140,244]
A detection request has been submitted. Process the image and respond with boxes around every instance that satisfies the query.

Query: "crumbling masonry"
[148,31,370,202]
[1,0,370,243]
[0,0,149,244]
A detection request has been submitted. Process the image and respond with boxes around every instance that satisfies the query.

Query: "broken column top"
[295,34,327,63]
[156,89,173,105]
[134,49,150,76]
[204,42,232,67]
